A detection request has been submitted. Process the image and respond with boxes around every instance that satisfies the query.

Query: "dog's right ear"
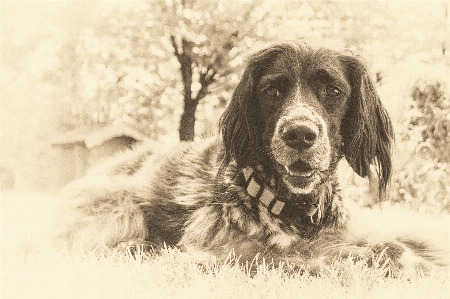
[219,46,283,172]
[219,61,259,172]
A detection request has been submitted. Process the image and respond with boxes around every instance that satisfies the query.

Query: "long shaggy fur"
[54,42,448,275]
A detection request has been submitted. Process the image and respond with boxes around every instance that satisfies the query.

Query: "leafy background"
[2,0,449,214]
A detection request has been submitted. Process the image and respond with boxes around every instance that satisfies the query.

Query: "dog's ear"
[340,55,394,198]
[219,46,282,172]
[219,61,260,171]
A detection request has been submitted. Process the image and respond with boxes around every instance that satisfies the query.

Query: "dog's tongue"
[285,161,314,177]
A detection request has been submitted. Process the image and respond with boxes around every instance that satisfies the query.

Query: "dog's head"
[220,42,393,198]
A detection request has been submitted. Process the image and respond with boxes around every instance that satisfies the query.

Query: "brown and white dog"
[54,42,448,275]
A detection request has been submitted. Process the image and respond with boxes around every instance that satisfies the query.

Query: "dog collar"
[242,166,318,221]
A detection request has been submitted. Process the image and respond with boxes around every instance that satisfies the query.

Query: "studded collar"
[242,166,319,223]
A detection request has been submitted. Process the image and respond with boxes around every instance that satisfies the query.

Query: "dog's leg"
[272,229,445,277]
[52,175,147,253]
[356,238,448,277]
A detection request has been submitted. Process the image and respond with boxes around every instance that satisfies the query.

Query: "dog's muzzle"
[271,105,331,194]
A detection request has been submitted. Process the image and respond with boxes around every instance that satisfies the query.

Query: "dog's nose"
[281,123,318,149]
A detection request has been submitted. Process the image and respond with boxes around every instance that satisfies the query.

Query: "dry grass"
[2,191,449,299]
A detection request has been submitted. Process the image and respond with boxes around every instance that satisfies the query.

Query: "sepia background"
[2,0,449,214]
[1,1,450,298]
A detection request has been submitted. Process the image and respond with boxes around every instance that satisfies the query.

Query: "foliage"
[46,0,448,142]
[50,3,182,140]
[409,81,450,162]
[49,0,271,141]
[2,1,449,191]
[160,0,270,140]
[392,74,450,214]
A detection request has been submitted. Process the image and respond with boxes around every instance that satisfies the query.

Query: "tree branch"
[170,35,182,63]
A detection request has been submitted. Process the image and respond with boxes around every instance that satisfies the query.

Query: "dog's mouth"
[277,160,321,193]
[284,160,315,178]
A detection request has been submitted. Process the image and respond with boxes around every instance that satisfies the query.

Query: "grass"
[2,191,449,299]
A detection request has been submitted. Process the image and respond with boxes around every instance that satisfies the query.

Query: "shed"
[51,123,149,187]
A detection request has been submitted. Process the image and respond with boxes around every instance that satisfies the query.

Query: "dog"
[54,42,447,275]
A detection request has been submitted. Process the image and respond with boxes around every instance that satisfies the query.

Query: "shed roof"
[51,123,149,148]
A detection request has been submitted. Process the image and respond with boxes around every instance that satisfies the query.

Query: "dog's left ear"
[340,55,394,198]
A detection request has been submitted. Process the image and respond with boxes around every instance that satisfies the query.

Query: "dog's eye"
[266,87,281,97]
[324,85,341,97]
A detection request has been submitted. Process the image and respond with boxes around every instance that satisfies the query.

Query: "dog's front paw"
[370,240,433,278]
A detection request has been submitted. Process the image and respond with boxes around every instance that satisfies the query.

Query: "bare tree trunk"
[179,99,198,141]
[171,36,196,141]
[170,35,217,141]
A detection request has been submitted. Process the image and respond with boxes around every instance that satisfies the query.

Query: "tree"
[56,0,439,142]
[49,3,182,139]
[49,0,269,141]
[159,0,269,141]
